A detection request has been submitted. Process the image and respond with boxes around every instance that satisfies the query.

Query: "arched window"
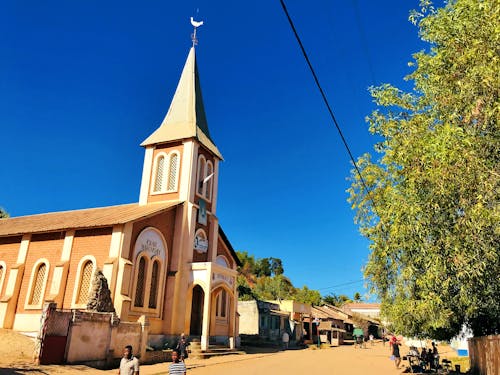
[197,155,206,195]
[215,255,229,268]
[205,161,213,201]
[148,260,160,309]
[76,260,94,305]
[215,289,228,319]
[166,152,179,192]
[153,155,165,192]
[29,262,48,306]
[134,257,147,307]
[132,227,167,314]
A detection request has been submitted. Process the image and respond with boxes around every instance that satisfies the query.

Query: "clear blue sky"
[1,1,427,299]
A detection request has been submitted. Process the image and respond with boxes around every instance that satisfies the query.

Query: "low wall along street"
[35,303,167,368]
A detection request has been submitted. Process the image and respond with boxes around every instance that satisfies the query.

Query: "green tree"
[294,286,322,306]
[348,0,499,339]
[237,275,255,301]
[323,293,352,306]
[269,257,284,276]
[0,207,9,219]
[353,292,362,302]
[253,275,295,300]
[236,251,257,287]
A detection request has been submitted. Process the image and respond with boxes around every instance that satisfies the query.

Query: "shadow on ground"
[0,367,49,374]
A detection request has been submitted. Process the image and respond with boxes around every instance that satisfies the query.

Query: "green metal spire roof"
[141,47,222,159]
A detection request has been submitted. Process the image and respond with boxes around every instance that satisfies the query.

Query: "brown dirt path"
[0,329,463,375]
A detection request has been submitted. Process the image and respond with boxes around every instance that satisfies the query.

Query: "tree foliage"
[0,207,9,219]
[236,251,321,305]
[322,293,352,307]
[348,0,499,339]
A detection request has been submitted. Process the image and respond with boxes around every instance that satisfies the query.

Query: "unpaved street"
[0,341,403,374]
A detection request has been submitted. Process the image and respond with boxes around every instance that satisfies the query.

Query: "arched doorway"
[190,285,204,336]
[210,286,232,341]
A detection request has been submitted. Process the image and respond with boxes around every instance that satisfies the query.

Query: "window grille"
[77,260,93,305]
[215,293,220,317]
[30,263,46,305]
[167,153,178,191]
[148,260,159,309]
[134,257,147,307]
[153,156,165,192]
[205,162,213,200]
[221,289,227,317]
[197,157,205,195]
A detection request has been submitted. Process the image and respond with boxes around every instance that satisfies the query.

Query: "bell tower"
[138,46,223,213]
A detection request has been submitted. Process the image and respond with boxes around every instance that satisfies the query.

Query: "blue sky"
[1,1,427,299]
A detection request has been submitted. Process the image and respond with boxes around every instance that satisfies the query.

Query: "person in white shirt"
[118,345,139,375]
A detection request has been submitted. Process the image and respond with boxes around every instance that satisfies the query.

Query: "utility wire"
[279,0,377,211]
[318,279,365,291]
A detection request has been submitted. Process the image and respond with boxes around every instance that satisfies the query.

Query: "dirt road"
[0,339,402,374]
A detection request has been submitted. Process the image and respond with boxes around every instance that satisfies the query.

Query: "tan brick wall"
[16,232,64,313]
[62,227,112,309]
[0,236,22,298]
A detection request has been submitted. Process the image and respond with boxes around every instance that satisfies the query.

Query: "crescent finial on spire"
[190,17,204,46]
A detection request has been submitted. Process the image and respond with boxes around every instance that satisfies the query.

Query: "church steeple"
[141,47,222,159]
[139,45,222,207]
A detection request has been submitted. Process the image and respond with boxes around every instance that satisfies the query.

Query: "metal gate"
[35,303,72,365]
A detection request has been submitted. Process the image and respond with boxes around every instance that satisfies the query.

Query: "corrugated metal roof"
[0,201,180,236]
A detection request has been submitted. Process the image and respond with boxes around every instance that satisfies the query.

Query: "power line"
[318,279,365,291]
[279,0,377,211]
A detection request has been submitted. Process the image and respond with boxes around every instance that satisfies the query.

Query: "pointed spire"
[141,47,222,159]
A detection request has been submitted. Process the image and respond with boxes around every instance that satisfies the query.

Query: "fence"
[468,335,500,375]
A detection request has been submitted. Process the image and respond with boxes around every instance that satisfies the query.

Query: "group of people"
[416,342,440,371]
[118,334,190,375]
[390,335,440,372]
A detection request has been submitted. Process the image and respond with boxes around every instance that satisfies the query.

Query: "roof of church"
[141,47,223,159]
[0,201,180,236]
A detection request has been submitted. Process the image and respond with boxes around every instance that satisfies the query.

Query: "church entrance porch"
[188,262,237,350]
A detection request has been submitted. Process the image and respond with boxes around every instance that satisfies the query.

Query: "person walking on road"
[390,336,401,369]
[169,349,186,375]
[282,331,290,350]
[118,345,139,375]
[175,333,190,361]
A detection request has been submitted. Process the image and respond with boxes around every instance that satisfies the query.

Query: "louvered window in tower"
[167,153,178,191]
[134,257,147,307]
[77,260,93,305]
[205,161,213,201]
[197,156,206,195]
[153,156,165,192]
[148,260,160,308]
[29,263,46,305]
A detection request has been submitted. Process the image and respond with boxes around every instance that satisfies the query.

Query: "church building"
[0,43,240,351]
